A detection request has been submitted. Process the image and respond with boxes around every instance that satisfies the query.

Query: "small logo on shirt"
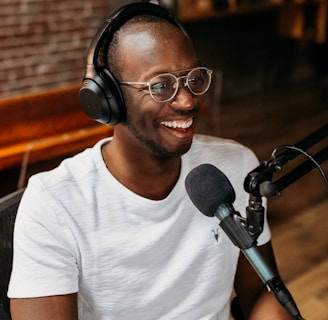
[212,228,219,242]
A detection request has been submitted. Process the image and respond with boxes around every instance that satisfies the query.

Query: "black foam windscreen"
[185,163,236,217]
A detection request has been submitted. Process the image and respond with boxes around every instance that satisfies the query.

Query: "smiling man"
[8,3,295,320]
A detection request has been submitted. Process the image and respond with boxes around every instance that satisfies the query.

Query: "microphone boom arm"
[244,123,328,198]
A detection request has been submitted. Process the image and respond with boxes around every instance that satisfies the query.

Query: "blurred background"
[0,0,327,319]
[1,0,327,99]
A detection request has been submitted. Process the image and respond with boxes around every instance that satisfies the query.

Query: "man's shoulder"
[191,134,252,154]
[185,134,258,172]
[29,138,108,191]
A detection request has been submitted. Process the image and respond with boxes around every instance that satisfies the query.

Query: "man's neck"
[101,136,182,200]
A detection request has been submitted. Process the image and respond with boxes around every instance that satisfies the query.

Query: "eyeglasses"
[120,67,213,102]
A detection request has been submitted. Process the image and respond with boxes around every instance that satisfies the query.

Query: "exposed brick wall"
[1,1,326,100]
[0,0,113,99]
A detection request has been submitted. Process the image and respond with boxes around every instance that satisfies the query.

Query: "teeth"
[161,119,193,129]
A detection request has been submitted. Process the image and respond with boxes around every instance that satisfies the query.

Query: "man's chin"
[154,139,193,159]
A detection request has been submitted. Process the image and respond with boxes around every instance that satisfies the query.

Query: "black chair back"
[0,189,25,320]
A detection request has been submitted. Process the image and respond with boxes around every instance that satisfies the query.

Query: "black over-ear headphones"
[79,2,188,126]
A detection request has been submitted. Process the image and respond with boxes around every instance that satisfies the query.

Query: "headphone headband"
[87,2,179,68]
[79,2,188,126]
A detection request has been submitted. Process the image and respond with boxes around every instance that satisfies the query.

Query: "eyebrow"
[145,60,201,78]
[121,66,204,85]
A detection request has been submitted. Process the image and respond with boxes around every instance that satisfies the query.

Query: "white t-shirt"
[9,134,270,320]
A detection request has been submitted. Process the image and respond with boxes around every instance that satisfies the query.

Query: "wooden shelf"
[278,0,327,43]
[178,0,283,22]
[177,0,327,43]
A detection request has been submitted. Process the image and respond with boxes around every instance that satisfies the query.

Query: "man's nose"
[170,81,196,109]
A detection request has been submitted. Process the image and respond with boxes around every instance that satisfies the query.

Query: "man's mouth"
[161,118,193,130]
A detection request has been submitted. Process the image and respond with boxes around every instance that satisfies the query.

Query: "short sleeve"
[8,179,79,298]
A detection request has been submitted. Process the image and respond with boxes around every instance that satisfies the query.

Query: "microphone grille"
[185,163,236,217]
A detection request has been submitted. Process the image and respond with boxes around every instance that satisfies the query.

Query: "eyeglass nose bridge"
[172,74,192,95]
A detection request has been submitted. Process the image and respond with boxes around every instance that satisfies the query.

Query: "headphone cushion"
[79,68,125,125]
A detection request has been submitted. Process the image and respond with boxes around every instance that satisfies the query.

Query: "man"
[9,3,295,319]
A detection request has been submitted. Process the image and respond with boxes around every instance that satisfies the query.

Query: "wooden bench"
[0,84,113,186]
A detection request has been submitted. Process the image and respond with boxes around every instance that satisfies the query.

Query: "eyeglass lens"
[149,67,212,102]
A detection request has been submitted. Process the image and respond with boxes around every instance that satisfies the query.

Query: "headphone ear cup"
[79,67,125,125]
[100,68,126,124]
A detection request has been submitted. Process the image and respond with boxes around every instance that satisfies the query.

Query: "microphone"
[185,163,303,318]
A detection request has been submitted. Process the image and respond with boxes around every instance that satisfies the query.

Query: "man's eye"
[188,76,203,85]
[150,82,169,95]
[188,76,204,90]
